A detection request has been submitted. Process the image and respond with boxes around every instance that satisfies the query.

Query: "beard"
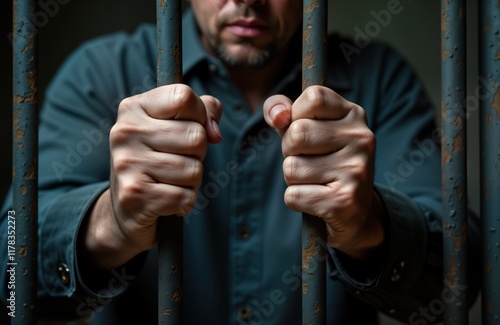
[210,37,276,69]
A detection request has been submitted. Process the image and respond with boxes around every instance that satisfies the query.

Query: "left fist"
[263,86,384,260]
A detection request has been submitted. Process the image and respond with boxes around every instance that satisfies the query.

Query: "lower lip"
[227,25,266,38]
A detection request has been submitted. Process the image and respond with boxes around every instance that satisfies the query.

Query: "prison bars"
[441,0,468,324]
[11,0,500,324]
[12,0,38,324]
[301,0,328,324]
[479,1,500,323]
[156,1,184,324]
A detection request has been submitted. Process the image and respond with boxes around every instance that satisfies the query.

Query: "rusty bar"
[301,0,327,323]
[479,0,500,323]
[12,0,38,323]
[156,0,183,324]
[441,0,468,324]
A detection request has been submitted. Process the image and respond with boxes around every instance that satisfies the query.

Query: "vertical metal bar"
[302,0,327,323]
[441,0,468,324]
[479,0,500,323]
[156,1,183,324]
[12,0,38,324]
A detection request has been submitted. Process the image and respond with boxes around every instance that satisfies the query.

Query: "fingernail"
[212,119,223,139]
[269,104,290,129]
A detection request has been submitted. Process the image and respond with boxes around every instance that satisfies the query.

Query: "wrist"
[78,189,144,271]
[334,191,386,261]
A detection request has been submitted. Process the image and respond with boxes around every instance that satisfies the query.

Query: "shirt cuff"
[39,181,144,301]
[330,184,428,295]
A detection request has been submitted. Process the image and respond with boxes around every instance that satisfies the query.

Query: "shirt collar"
[181,8,351,91]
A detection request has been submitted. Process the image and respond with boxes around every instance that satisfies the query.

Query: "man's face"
[189,0,302,68]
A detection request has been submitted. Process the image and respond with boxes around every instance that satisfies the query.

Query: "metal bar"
[301,0,327,323]
[12,0,38,323]
[156,1,183,324]
[441,0,468,324]
[479,0,500,323]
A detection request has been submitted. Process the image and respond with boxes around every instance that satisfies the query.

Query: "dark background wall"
[0,0,481,324]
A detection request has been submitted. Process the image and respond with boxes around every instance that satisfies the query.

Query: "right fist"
[109,84,222,250]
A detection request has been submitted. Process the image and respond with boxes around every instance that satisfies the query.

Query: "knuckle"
[109,123,140,145]
[171,84,196,108]
[283,156,298,184]
[178,189,197,213]
[186,123,207,151]
[118,177,146,207]
[288,121,308,146]
[187,160,204,187]
[112,153,136,173]
[303,86,328,109]
[118,97,136,114]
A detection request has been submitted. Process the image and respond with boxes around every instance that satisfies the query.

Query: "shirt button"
[234,105,244,115]
[208,64,218,74]
[238,305,252,321]
[388,308,398,315]
[239,228,251,240]
[57,263,70,285]
[391,260,406,282]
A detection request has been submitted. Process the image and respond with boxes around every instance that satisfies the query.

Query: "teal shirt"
[1,9,479,325]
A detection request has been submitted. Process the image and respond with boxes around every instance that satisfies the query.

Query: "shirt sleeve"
[1,28,154,318]
[328,40,481,323]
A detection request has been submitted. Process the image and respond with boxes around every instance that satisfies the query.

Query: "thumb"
[263,95,292,138]
[200,95,223,144]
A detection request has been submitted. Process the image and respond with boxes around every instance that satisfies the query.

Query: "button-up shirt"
[1,9,480,325]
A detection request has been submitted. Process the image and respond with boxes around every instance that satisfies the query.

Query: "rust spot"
[452,135,463,153]
[303,233,320,271]
[303,51,314,69]
[484,262,492,274]
[484,24,491,33]
[162,309,170,315]
[442,147,451,164]
[488,302,494,313]
[314,301,322,315]
[496,50,500,59]
[19,245,27,256]
[304,0,319,14]
[445,256,458,287]
[171,288,182,302]
[303,282,309,295]
[492,86,500,117]
[458,4,464,20]
[20,185,27,195]
[24,166,36,180]
[441,38,451,62]
[453,115,463,129]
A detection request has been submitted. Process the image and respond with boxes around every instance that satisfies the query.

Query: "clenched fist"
[263,86,385,260]
[80,84,222,270]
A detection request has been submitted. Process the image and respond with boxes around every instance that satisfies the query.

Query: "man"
[1,0,479,324]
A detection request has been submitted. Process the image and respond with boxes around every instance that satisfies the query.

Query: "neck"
[226,51,286,113]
